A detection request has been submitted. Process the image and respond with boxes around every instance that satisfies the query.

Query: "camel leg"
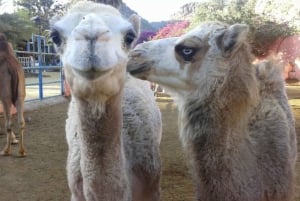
[11,131,19,144]
[67,146,85,201]
[131,154,161,201]
[68,158,85,201]
[15,97,26,157]
[132,173,161,201]
[1,99,13,156]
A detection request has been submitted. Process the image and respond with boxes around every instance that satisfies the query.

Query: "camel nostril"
[98,30,110,41]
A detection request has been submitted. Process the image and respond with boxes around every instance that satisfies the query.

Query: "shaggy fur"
[127,21,297,201]
[0,33,26,156]
[50,1,161,201]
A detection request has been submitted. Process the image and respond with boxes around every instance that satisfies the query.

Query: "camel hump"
[256,57,285,84]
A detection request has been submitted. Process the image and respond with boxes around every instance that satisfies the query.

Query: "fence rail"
[15,50,64,102]
[0,34,65,115]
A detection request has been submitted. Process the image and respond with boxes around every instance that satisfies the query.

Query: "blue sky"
[123,0,200,22]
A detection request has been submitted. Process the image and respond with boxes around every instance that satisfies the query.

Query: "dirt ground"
[0,85,300,201]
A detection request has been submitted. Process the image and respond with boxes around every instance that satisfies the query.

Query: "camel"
[0,33,26,157]
[50,1,162,201]
[127,21,297,201]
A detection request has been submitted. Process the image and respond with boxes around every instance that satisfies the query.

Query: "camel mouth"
[127,65,150,80]
[74,68,111,80]
[128,65,149,74]
[127,61,153,78]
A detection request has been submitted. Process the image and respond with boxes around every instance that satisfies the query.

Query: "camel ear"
[129,14,140,37]
[217,24,249,57]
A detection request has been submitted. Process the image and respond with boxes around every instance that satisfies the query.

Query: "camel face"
[127,22,249,94]
[50,2,139,99]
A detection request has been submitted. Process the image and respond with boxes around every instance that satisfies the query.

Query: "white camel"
[50,1,162,201]
[127,21,297,201]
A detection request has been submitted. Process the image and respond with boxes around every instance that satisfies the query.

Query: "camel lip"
[74,68,111,80]
[128,66,148,74]
[127,65,149,78]
[127,62,152,76]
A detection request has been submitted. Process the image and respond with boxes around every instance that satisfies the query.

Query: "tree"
[15,0,123,34]
[0,12,37,49]
[16,0,66,34]
[191,0,300,57]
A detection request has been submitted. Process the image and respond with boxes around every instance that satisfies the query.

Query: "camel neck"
[75,92,131,200]
[182,94,249,154]
[77,93,123,159]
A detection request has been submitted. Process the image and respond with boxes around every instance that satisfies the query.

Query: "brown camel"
[0,33,26,156]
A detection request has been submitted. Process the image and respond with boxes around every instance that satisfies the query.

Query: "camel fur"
[50,1,161,201]
[127,21,297,201]
[0,33,26,156]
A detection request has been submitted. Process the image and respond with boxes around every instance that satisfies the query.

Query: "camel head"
[50,1,140,101]
[127,22,251,96]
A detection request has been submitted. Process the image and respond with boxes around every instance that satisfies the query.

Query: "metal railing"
[16,50,64,102]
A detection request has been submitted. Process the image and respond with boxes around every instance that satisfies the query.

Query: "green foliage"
[16,0,67,33]
[190,0,300,57]
[0,12,37,49]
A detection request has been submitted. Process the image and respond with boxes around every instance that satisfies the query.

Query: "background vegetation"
[0,0,299,56]
[189,0,300,57]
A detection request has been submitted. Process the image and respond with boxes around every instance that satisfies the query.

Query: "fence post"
[37,35,43,100]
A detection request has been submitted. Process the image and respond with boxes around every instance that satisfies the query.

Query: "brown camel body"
[0,33,26,156]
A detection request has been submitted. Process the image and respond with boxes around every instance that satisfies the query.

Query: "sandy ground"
[0,85,299,201]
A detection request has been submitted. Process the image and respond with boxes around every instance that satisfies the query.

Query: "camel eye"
[50,30,62,46]
[175,44,197,61]
[124,31,136,46]
[181,48,194,56]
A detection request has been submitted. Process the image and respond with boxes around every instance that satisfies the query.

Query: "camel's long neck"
[181,95,230,150]
[180,62,257,171]
[178,65,259,199]
[180,92,251,199]
[77,94,123,159]
[76,92,130,200]
[181,57,257,146]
